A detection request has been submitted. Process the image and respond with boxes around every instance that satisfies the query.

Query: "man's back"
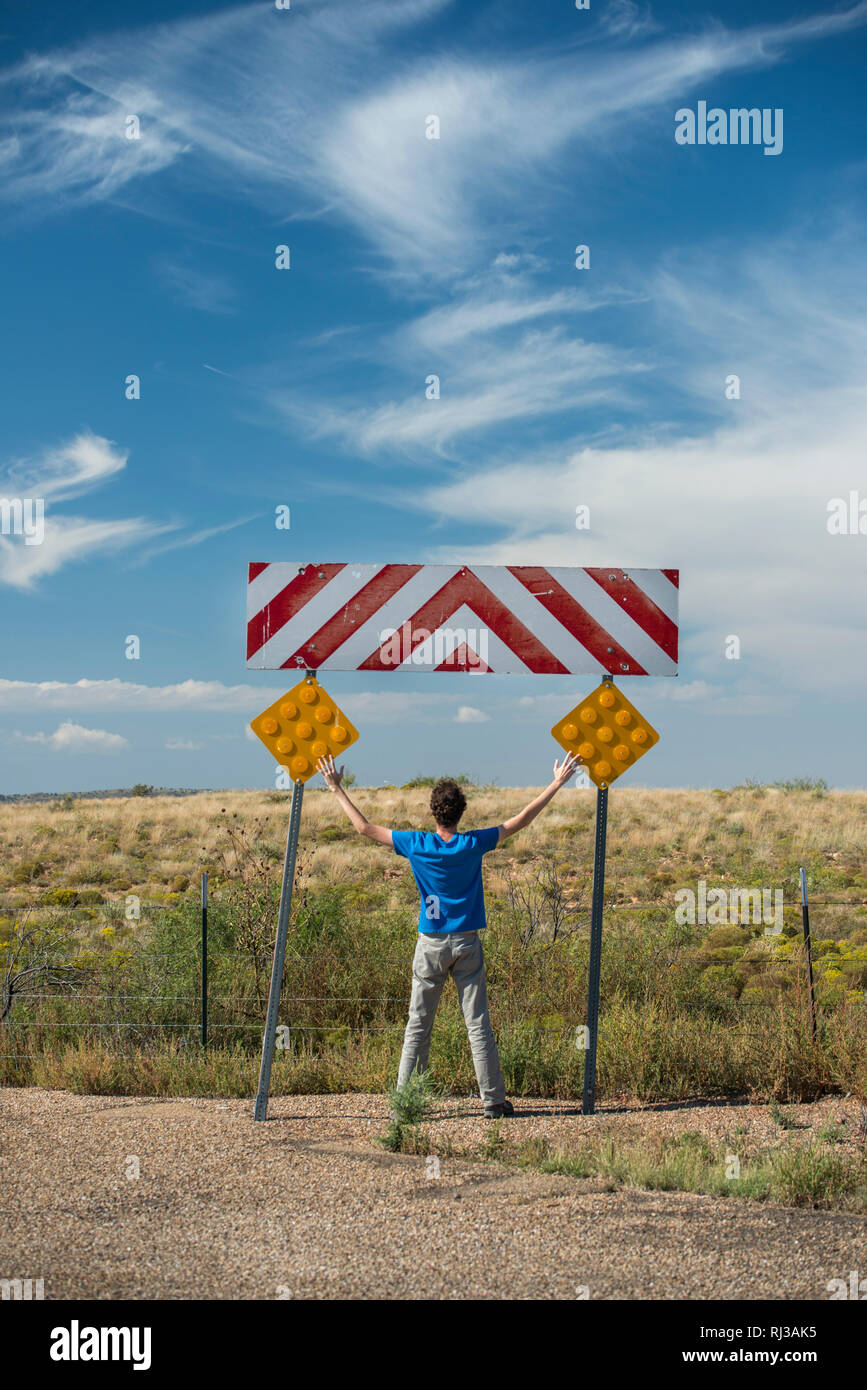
[392,827,499,933]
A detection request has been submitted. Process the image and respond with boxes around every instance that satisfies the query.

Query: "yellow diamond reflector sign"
[251,676,359,784]
[551,679,659,789]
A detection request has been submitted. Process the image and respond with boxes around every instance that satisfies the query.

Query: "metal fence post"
[799,867,817,1042]
[254,778,305,1121]
[582,783,608,1115]
[201,872,208,1049]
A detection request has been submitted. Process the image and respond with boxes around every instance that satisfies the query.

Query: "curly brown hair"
[430,778,467,828]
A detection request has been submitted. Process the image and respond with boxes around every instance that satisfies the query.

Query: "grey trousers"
[397,930,506,1109]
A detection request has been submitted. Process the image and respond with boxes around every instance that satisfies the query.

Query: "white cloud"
[165,737,203,751]
[0,678,276,713]
[3,0,865,278]
[1,431,127,502]
[0,430,252,588]
[13,721,128,752]
[277,326,644,455]
[0,678,455,723]
[394,233,867,696]
[454,706,489,724]
[0,431,170,589]
[654,681,716,703]
[0,515,170,589]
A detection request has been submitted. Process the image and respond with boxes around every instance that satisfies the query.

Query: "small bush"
[12,860,46,884]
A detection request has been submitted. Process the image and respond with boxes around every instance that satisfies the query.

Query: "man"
[315,752,581,1118]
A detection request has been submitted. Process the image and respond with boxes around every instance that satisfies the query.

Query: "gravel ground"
[2,1088,864,1300]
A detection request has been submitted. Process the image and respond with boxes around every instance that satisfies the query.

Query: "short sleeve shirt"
[392,827,500,933]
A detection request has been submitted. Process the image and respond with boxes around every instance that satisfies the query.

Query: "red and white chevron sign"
[246,563,678,675]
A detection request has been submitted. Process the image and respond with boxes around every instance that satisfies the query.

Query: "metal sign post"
[799,867,817,1042]
[250,672,360,1121]
[254,778,304,1122]
[552,678,661,1117]
[582,785,608,1115]
[201,872,208,1050]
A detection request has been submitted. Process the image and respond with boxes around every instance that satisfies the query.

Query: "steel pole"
[254,778,305,1121]
[799,867,817,1043]
[582,784,608,1115]
[201,872,208,1049]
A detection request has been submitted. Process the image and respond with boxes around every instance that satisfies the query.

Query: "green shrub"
[12,860,46,884]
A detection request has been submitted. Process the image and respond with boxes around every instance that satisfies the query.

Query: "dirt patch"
[1,1087,863,1300]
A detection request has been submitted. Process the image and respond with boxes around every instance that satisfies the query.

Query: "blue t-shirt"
[392,827,500,933]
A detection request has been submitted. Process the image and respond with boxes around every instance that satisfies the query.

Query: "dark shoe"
[484,1099,515,1119]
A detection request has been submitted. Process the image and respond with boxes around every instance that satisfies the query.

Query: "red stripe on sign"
[359,569,567,672]
[662,569,679,589]
[278,564,423,669]
[585,569,677,663]
[248,561,269,583]
[246,562,345,661]
[508,567,648,675]
[434,640,493,673]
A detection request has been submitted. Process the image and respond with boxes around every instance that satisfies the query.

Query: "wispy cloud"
[0,431,172,589]
[402,232,867,694]
[155,256,238,314]
[2,431,128,503]
[3,0,865,277]
[0,431,254,588]
[278,324,644,456]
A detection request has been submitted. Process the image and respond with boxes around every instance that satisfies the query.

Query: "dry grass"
[1,783,866,1107]
[2,783,866,910]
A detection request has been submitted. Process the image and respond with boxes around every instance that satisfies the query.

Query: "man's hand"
[316,754,393,846]
[552,751,582,787]
[497,750,583,845]
[316,753,344,790]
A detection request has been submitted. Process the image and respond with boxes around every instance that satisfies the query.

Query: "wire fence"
[1,880,863,1064]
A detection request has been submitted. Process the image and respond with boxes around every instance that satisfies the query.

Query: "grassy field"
[1,781,866,1105]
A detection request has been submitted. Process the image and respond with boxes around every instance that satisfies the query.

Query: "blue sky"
[1,0,866,793]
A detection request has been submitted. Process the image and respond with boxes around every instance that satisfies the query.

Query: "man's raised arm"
[497,753,581,845]
[315,754,393,846]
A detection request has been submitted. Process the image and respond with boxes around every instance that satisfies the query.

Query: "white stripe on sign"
[250,564,385,669]
[393,602,529,672]
[318,566,461,670]
[548,568,677,675]
[475,566,600,672]
[627,568,679,623]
